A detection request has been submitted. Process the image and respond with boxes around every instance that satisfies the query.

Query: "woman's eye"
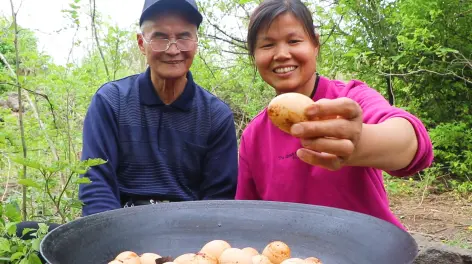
[289,40,302,44]
[261,43,274,48]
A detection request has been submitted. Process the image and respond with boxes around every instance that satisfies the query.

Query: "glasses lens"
[176,39,194,51]
[151,39,169,51]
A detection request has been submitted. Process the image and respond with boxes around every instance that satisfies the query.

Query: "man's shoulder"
[94,73,141,100]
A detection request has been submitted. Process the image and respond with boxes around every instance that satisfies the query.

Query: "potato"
[267,93,314,134]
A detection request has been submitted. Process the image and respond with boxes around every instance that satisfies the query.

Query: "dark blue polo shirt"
[78,67,238,216]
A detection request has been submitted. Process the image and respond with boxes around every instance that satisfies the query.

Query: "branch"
[221,49,248,56]
[378,69,472,84]
[89,0,110,80]
[205,34,247,50]
[321,14,344,46]
[210,23,246,44]
[9,0,28,222]
[0,82,58,129]
[0,153,12,202]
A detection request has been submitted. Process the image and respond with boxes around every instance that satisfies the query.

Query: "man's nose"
[165,42,180,55]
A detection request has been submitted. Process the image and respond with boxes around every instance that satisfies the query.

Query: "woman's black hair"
[246,0,320,61]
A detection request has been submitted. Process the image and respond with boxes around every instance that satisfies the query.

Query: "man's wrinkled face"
[138,13,198,80]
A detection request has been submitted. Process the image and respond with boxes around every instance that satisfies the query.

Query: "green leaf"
[17,179,41,189]
[0,237,11,253]
[75,177,91,184]
[28,254,42,264]
[4,203,21,222]
[5,222,17,236]
[19,257,29,264]
[22,228,35,237]
[84,158,107,167]
[66,199,84,209]
[10,252,24,261]
[10,156,43,171]
[43,161,68,173]
[31,238,41,251]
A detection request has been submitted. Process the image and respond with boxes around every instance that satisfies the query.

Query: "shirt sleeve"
[200,107,239,200]
[78,90,121,216]
[347,83,434,177]
[235,134,261,200]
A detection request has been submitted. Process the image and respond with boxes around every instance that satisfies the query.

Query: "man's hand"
[289,97,363,170]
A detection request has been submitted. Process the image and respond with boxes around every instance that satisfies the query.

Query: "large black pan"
[40,200,418,264]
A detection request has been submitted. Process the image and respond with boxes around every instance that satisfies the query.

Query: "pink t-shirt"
[235,76,434,230]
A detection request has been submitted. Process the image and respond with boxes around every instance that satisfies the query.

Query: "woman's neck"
[276,72,318,98]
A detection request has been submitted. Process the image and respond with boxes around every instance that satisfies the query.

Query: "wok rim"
[39,200,419,263]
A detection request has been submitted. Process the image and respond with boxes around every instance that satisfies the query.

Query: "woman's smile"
[273,65,298,75]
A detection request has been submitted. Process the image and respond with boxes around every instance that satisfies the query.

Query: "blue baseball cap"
[139,0,203,28]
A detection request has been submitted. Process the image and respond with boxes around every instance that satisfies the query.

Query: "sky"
[0,0,144,65]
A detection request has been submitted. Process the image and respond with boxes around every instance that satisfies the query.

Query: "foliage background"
[0,0,471,263]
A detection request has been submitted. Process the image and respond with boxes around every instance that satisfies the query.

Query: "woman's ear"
[313,26,321,58]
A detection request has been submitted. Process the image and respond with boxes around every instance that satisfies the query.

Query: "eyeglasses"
[141,36,198,52]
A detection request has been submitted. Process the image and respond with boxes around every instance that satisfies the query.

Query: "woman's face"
[254,13,319,96]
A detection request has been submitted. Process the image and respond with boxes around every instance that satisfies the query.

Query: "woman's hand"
[289,97,363,170]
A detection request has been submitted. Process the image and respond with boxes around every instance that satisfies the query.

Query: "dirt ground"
[389,191,472,248]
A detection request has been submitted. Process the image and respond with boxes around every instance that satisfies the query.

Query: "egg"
[242,247,259,257]
[262,241,291,264]
[174,253,197,264]
[304,257,322,264]
[252,254,273,264]
[140,253,162,264]
[123,257,142,264]
[200,240,231,259]
[219,248,252,264]
[280,258,305,264]
[267,93,314,134]
[193,252,218,264]
[115,251,141,263]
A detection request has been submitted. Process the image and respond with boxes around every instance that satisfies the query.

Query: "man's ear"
[137,33,146,55]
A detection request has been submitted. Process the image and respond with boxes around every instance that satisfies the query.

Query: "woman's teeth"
[274,66,296,73]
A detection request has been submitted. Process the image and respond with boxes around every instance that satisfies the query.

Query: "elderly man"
[78,0,239,216]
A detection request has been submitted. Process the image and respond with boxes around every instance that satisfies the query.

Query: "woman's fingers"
[296,148,342,170]
[300,137,355,157]
[305,97,362,120]
[291,118,361,140]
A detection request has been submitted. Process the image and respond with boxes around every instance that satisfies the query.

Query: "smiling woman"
[247,1,320,97]
[235,0,434,231]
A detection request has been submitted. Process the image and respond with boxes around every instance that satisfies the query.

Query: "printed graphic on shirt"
[278,151,299,161]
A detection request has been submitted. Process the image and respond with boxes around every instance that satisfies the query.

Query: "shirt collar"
[312,74,330,102]
[138,67,196,111]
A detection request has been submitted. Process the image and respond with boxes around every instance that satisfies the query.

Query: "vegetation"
[0,0,471,262]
